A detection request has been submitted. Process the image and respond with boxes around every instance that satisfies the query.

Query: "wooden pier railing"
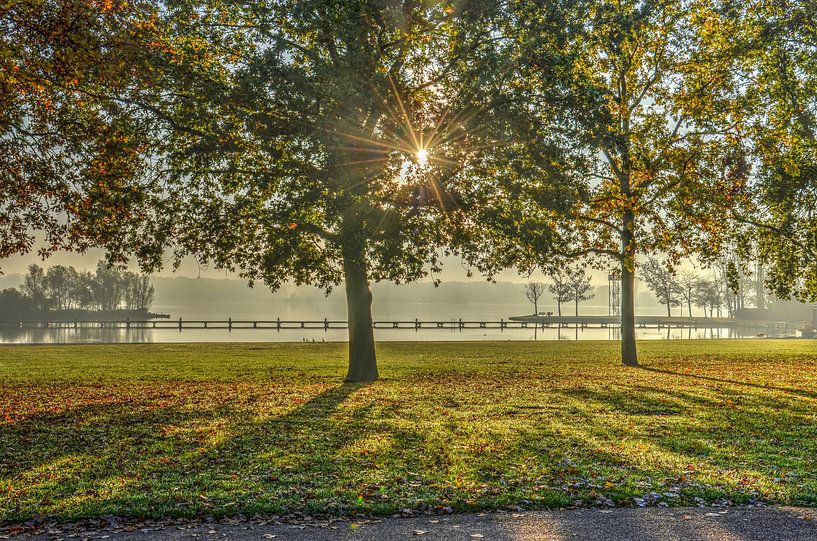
[0,315,780,331]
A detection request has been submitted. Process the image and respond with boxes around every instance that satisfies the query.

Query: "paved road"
[7,507,817,541]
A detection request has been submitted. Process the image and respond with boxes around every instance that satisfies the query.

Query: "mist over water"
[0,324,765,344]
[152,299,536,321]
[0,275,787,343]
[0,298,775,344]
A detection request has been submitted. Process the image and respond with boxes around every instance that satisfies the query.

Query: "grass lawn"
[1,340,817,522]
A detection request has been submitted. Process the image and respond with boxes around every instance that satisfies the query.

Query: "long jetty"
[0,315,779,331]
[509,314,772,328]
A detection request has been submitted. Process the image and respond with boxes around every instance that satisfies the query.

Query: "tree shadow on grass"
[3,371,817,526]
[0,382,376,520]
[639,366,817,401]
[1,381,446,521]
[549,381,817,493]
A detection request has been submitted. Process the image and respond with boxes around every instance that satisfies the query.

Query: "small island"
[0,261,166,322]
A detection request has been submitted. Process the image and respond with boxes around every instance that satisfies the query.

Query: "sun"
[416,148,428,166]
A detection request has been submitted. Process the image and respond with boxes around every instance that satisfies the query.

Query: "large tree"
[84,0,552,381]
[503,0,746,365]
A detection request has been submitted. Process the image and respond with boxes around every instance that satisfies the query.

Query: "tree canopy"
[1,0,158,266]
[50,0,581,380]
[705,1,817,302]
[6,0,817,377]
[474,0,752,365]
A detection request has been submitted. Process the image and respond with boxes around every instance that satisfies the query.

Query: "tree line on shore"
[529,251,779,319]
[4,0,817,379]
[639,254,769,319]
[0,262,155,320]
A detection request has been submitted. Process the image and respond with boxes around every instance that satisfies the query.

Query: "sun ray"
[387,73,420,152]
[326,130,411,153]
[428,177,452,211]
[426,154,459,167]
[335,157,392,168]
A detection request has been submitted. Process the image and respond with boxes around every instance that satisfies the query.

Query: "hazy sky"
[1,245,583,283]
[1,235,706,285]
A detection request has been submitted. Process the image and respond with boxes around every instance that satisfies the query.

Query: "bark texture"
[620,211,638,367]
[343,255,378,382]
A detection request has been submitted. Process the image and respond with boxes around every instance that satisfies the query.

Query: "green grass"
[2,340,817,522]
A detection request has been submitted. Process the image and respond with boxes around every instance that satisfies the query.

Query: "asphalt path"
[6,507,817,541]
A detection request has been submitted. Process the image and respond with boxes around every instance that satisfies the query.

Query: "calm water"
[0,325,774,344]
[0,299,779,344]
[151,300,564,321]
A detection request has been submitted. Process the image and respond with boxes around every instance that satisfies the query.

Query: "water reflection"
[0,324,779,344]
[0,327,155,344]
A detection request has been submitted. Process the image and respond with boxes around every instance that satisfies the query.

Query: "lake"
[0,324,774,344]
[0,299,780,344]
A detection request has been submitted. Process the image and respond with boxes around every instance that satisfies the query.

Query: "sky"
[0,245,580,284]
[0,234,709,287]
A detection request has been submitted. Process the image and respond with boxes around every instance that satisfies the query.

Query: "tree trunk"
[557,301,561,316]
[534,300,538,316]
[620,211,638,367]
[343,254,378,382]
[666,302,671,318]
[688,301,692,318]
[575,298,579,317]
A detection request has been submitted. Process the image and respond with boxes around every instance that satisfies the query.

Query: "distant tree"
[567,268,595,317]
[71,270,97,310]
[641,258,681,318]
[547,270,572,317]
[93,262,125,311]
[675,271,700,317]
[123,272,138,310]
[15,261,156,313]
[125,273,154,311]
[524,282,546,316]
[21,264,48,312]
[694,278,722,318]
[693,280,709,317]
[735,262,750,311]
[0,288,35,320]
[717,250,757,315]
[45,265,79,311]
[713,257,736,318]
[753,260,766,310]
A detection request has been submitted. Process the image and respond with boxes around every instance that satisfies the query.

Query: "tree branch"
[553,246,624,262]
[732,212,817,259]
[574,214,624,234]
